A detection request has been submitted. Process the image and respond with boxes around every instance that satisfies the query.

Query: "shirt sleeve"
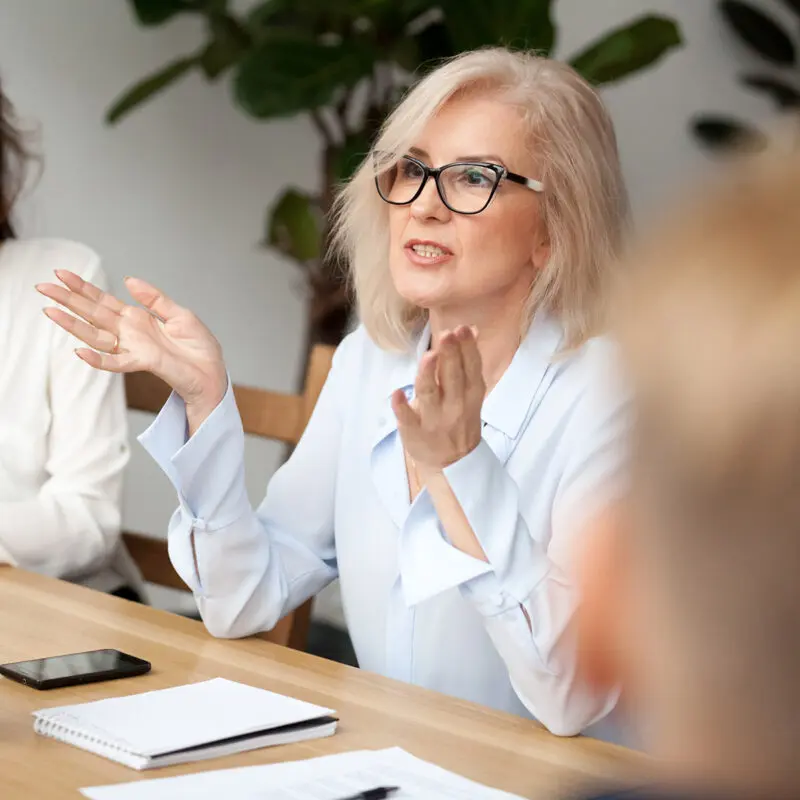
[138,332,355,639]
[399,350,628,736]
[0,257,130,581]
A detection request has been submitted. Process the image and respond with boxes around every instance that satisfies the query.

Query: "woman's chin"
[392,270,453,310]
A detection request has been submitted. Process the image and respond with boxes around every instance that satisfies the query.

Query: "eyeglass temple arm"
[505,171,544,193]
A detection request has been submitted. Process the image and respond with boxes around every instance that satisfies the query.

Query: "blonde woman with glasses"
[39,48,630,738]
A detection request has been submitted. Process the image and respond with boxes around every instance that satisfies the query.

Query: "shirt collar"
[384,313,563,441]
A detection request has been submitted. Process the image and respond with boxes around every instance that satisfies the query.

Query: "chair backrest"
[123,344,336,651]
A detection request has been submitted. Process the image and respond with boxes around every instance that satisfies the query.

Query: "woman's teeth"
[412,245,447,258]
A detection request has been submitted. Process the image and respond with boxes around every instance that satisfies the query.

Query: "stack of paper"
[81,747,525,799]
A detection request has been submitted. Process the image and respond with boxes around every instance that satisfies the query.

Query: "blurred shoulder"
[0,237,105,284]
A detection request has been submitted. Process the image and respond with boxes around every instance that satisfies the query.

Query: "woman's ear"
[575,502,628,692]
[531,227,551,272]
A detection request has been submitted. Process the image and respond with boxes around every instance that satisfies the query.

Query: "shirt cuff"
[398,490,492,607]
[442,439,550,615]
[138,380,250,528]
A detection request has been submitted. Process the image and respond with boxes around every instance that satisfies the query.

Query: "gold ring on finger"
[110,334,120,355]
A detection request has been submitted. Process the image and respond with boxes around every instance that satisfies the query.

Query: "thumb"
[124,277,182,322]
[391,389,420,429]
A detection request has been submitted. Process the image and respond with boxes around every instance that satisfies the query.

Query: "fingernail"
[470,325,479,338]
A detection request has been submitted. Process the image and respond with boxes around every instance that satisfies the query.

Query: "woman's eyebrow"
[408,146,429,159]
[456,154,507,165]
[407,146,508,167]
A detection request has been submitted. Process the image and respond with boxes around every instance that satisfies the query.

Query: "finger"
[455,325,483,390]
[124,277,182,323]
[415,351,440,415]
[391,389,421,430]
[75,348,137,373]
[437,330,466,400]
[43,307,120,353]
[54,269,126,315]
[36,282,120,334]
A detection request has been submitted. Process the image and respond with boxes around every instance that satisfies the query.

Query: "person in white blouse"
[0,84,141,596]
[38,49,629,737]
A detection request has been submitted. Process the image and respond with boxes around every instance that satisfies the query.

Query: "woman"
[38,49,629,736]
[0,79,141,596]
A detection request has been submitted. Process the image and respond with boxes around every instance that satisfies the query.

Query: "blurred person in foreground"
[577,145,800,797]
[0,79,142,597]
[38,48,629,737]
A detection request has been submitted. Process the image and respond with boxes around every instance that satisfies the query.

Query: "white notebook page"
[36,678,334,757]
[81,747,525,800]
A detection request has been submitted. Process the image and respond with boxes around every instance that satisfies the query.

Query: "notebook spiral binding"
[34,712,141,768]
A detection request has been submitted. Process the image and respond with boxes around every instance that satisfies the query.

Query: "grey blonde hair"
[331,47,630,351]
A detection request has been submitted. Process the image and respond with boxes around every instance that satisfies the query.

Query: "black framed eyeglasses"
[374,153,544,215]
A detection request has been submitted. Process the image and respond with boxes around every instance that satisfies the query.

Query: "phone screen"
[1,649,148,683]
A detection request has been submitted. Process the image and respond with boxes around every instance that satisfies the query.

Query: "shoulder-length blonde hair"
[331,47,629,351]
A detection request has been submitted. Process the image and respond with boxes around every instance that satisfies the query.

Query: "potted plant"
[110,0,682,352]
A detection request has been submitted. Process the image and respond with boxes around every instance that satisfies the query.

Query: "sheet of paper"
[81,747,524,800]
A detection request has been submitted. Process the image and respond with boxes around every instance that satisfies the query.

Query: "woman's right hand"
[37,271,229,428]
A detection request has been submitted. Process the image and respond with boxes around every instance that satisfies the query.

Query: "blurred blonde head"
[612,140,800,785]
[332,47,629,351]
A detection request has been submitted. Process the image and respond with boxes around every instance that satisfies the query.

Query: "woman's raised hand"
[392,325,485,472]
[37,271,228,421]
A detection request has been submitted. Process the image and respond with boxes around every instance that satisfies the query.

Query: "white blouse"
[141,315,627,738]
[0,238,140,593]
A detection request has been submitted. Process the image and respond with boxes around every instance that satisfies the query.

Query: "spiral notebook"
[32,678,338,770]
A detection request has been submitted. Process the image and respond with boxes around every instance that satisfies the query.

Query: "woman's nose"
[410,176,450,222]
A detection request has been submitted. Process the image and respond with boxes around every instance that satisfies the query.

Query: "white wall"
[0,0,777,618]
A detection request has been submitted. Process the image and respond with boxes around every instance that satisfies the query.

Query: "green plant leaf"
[569,14,681,85]
[333,133,373,183]
[692,115,767,151]
[720,1,795,66]
[440,0,555,54]
[245,0,315,33]
[129,0,193,26]
[777,0,800,19]
[235,34,375,119]
[200,15,252,78]
[741,74,800,108]
[413,20,455,72]
[106,56,198,124]
[267,188,322,262]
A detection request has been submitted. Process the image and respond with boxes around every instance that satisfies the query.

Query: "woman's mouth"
[404,241,454,266]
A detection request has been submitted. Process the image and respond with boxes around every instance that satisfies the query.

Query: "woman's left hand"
[392,325,486,471]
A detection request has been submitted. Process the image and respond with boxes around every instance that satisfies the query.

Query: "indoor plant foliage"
[693,0,800,151]
[111,0,682,349]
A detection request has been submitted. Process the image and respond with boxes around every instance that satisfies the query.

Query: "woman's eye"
[401,160,424,179]
[461,168,492,187]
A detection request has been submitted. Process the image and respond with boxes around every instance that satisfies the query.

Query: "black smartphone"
[0,648,151,690]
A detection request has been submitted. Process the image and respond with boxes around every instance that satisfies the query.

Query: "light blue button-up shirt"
[139,314,627,738]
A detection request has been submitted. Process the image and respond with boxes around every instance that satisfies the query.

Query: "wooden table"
[0,567,647,798]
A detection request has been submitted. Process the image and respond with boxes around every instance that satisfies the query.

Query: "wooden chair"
[123,344,335,651]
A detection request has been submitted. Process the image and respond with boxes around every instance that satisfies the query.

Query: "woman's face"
[386,93,549,319]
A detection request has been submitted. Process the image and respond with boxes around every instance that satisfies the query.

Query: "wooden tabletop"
[0,567,648,798]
